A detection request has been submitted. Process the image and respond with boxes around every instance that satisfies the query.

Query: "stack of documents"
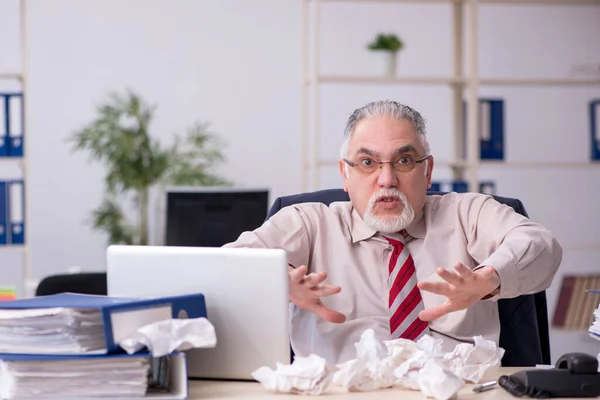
[0,307,106,354]
[589,290,600,342]
[0,353,150,399]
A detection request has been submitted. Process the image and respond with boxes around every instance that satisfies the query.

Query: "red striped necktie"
[384,233,430,341]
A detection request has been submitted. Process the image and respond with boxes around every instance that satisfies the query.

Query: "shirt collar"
[349,206,426,243]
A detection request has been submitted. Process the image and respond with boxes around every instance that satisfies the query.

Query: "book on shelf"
[552,275,600,330]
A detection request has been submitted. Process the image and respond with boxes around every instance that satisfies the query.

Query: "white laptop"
[106,245,291,380]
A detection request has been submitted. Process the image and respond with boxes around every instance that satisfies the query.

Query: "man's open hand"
[289,265,346,323]
[417,262,500,321]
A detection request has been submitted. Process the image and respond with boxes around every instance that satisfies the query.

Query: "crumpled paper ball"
[252,354,333,395]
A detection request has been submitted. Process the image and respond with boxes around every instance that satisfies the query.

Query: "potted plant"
[69,90,231,245]
[366,33,404,77]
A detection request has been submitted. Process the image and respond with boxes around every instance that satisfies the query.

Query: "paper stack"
[0,307,106,354]
[589,290,600,342]
[0,353,150,399]
[0,292,212,399]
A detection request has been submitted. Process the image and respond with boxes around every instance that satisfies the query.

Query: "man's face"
[339,116,434,233]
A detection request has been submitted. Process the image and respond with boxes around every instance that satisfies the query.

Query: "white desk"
[186,367,537,400]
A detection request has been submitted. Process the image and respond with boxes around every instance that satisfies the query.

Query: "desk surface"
[187,367,528,400]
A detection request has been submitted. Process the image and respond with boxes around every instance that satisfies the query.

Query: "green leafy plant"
[69,90,231,245]
[367,33,404,53]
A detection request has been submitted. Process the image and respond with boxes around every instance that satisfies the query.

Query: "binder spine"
[0,181,6,245]
[6,93,24,158]
[0,95,7,157]
[463,98,505,161]
[591,99,600,161]
[7,180,25,245]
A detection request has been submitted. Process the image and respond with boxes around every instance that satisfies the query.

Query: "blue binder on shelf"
[463,98,505,160]
[4,93,24,157]
[0,94,8,157]
[0,181,7,245]
[479,181,496,195]
[7,180,24,245]
[590,99,600,161]
[430,180,496,194]
[0,292,208,355]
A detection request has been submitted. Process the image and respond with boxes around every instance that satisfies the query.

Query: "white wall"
[0,0,599,363]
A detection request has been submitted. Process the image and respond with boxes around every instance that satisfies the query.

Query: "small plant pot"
[372,50,398,77]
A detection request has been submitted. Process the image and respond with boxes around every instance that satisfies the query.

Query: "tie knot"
[383,230,407,247]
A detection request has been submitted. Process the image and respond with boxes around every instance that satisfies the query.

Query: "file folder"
[591,99,600,161]
[463,98,505,160]
[479,181,496,195]
[0,292,208,355]
[429,181,468,193]
[7,180,24,245]
[0,95,7,156]
[0,181,6,245]
[7,93,23,157]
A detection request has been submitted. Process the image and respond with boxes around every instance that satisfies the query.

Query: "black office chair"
[35,272,108,297]
[266,188,551,367]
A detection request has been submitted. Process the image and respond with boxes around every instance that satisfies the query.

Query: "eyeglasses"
[343,154,430,174]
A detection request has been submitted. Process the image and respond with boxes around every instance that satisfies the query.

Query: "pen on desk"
[473,381,497,393]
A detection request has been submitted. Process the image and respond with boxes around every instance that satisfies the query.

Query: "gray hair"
[339,100,430,159]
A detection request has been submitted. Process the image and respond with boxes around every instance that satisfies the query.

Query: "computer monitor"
[164,187,269,247]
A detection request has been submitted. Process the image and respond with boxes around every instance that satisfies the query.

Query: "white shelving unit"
[299,0,600,193]
[0,0,32,297]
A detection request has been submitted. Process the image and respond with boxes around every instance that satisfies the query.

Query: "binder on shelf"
[430,181,468,193]
[0,181,6,245]
[6,93,23,157]
[0,292,208,355]
[479,181,496,195]
[7,180,24,245]
[463,98,505,160]
[430,180,496,194]
[0,95,7,156]
[590,99,600,161]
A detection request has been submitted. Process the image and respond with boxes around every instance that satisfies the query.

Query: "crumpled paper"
[331,329,397,391]
[253,328,504,398]
[118,317,217,357]
[443,335,505,383]
[252,354,332,395]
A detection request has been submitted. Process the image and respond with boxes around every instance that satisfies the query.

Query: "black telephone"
[498,352,600,398]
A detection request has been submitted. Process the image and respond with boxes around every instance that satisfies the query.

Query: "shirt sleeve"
[463,194,563,299]
[222,205,312,270]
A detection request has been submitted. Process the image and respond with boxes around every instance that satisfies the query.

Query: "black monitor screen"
[165,188,269,247]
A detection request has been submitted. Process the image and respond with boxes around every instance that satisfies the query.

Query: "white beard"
[363,188,415,234]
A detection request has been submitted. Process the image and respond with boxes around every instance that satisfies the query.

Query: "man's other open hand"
[289,265,346,323]
[417,262,500,321]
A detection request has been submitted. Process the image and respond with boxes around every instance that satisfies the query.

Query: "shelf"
[317,0,460,3]
[315,160,600,168]
[479,161,600,168]
[480,78,600,86]
[310,75,600,87]
[314,0,600,4]
[479,0,600,4]
[0,245,25,253]
[0,73,23,80]
[0,159,25,168]
[313,75,463,86]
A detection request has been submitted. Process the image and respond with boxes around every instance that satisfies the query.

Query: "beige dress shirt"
[223,192,562,365]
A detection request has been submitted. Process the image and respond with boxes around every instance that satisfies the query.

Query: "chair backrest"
[35,272,108,297]
[266,188,551,367]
